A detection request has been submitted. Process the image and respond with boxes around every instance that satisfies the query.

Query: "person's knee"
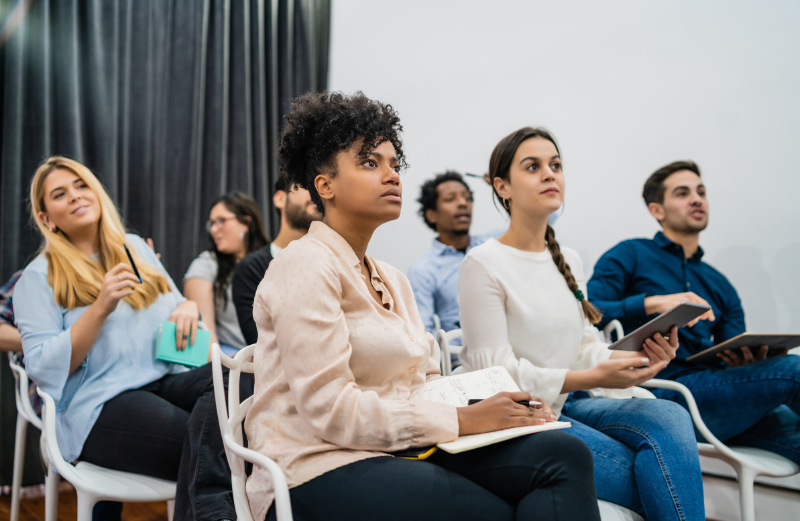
[641,399,696,442]
[537,431,595,476]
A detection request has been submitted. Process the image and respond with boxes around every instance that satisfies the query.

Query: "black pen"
[468,399,542,407]
[123,244,143,283]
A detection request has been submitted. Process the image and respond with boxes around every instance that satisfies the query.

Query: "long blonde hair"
[30,157,171,310]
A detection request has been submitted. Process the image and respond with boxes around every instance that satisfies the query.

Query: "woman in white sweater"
[458,127,704,521]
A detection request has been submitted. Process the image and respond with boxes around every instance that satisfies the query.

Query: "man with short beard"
[588,160,800,465]
[408,171,503,339]
[232,178,321,344]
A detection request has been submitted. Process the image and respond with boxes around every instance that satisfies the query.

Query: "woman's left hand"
[169,300,199,350]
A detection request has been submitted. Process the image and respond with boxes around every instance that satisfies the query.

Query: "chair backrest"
[8,353,42,429]
[436,329,462,376]
[211,343,293,521]
[602,320,625,344]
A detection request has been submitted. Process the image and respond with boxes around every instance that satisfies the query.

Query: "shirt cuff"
[623,293,648,321]
[412,400,459,446]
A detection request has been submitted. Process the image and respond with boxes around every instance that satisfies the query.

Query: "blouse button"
[409,367,415,373]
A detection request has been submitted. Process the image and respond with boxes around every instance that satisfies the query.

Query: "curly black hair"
[278,91,408,215]
[417,171,472,231]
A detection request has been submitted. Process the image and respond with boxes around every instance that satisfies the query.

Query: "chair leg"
[10,413,27,521]
[44,469,59,521]
[167,499,175,521]
[76,492,98,521]
[738,467,756,521]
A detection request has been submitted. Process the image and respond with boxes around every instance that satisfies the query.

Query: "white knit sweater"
[458,238,634,416]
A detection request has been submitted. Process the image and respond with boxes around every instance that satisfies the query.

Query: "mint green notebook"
[155,321,210,367]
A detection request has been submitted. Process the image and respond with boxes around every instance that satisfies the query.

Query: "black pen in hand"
[123,244,143,284]
[468,399,543,408]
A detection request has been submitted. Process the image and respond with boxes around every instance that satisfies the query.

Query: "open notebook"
[412,366,570,454]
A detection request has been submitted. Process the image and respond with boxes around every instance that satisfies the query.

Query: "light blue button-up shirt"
[408,228,505,339]
[14,234,188,462]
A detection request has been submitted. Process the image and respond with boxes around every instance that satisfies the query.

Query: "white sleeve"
[458,256,568,407]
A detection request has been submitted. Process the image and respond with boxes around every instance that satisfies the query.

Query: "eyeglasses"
[205,216,237,232]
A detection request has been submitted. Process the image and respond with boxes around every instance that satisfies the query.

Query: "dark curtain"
[0,0,330,487]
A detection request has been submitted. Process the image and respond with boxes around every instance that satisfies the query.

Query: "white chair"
[8,352,56,521]
[603,319,800,520]
[432,313,441,336]
[37,388,177,521]
[435,328,644,520]
[436,328,463,376]
[642,378,800,521]
[210,343,293,521]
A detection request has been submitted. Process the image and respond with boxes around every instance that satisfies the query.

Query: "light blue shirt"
[408,228,505,338]
[14,234,188,462]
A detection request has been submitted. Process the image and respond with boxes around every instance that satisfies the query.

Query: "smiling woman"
[12,156,241,520]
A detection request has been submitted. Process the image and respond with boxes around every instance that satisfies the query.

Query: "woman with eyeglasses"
[184,193,269,355]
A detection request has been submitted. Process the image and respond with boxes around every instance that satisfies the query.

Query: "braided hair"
[488,127,602,324]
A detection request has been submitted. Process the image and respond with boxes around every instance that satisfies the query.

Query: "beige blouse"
[244,222,459,520]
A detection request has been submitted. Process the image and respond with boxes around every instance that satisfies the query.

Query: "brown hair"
[643,160,701,206]
[488,127,602,324]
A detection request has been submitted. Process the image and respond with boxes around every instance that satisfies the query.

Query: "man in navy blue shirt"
[588,160,800,464]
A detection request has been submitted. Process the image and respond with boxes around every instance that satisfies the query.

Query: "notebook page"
[412,366,520,407]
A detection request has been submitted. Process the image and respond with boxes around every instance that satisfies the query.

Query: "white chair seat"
[71,462,176,502]
[598,500,644,521]
[698,443,800,488]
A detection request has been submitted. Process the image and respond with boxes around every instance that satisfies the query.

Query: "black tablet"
[686,333,800,364]
[607,302,711,352]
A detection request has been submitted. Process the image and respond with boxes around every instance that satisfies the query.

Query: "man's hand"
[644,292,715,327]
[717,345,788,368]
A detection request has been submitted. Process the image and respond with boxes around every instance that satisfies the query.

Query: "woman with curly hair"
[243,92,602,521]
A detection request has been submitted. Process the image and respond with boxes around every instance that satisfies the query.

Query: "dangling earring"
[239,230,245,240]
[502,198,510,210]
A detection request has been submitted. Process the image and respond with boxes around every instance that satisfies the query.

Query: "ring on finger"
[118,274,122,282]
[182,335,189,340]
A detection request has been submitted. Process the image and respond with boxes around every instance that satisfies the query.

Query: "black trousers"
[266,430,601,521]
[79,363,254,521]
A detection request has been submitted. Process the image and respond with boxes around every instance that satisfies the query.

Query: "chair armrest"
[222,435,293,521]
[603,320,625,343]
[37,389,93,488]
[8,354,42,429]
[436,330,451,376]
[641,379,741,462]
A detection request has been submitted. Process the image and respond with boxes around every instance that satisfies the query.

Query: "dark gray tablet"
[607,302,711,352]
[686,333,800,364]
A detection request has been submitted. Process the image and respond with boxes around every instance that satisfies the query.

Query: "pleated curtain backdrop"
[0,0,330,488]
[0,0,330,284]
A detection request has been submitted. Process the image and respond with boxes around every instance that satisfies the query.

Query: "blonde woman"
[14,157,238,521]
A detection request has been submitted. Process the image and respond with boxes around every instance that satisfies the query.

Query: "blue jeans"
[219,343,240,357]
[561,396,704,521]
[651,354,800,464]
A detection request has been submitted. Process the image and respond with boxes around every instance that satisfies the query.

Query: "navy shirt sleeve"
[232,246,273,345]
[588,242,649,329]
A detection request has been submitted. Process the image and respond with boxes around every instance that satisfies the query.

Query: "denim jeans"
[650,354,800,464]
[561,396,704,521]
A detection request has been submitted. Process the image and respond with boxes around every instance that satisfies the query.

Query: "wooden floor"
[0,486,168,521]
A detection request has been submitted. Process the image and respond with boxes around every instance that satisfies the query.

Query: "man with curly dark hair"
[408,172,504,340]
[243,91,601,521]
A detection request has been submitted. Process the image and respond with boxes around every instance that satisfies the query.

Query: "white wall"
[328,0,800,332]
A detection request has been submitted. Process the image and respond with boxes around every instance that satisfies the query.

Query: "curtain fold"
[0,0,330,487]
[0,0,330,284]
